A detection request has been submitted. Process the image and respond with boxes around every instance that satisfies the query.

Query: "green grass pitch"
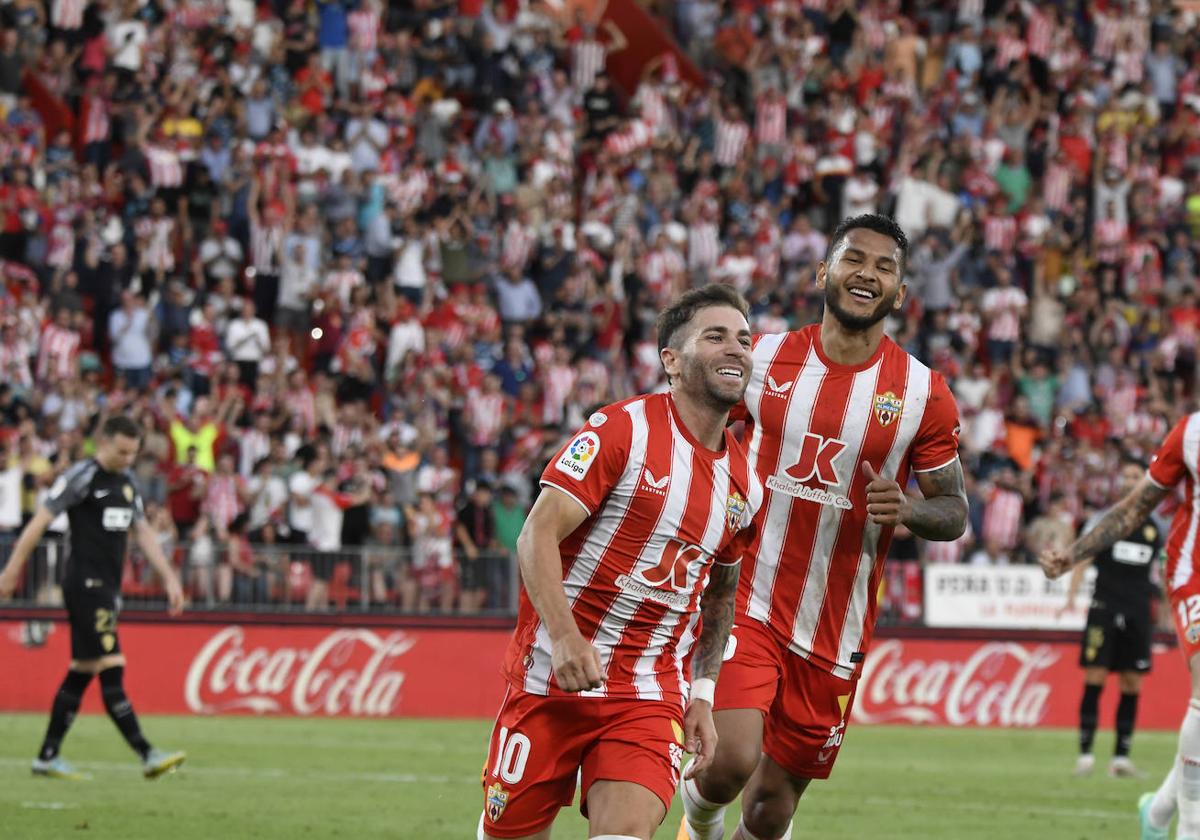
[0,713,1177,839]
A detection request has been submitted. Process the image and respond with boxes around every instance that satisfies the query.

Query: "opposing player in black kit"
[0,416,187,780]
[1060,456,1163,778]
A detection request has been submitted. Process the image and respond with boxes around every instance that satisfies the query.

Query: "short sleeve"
[43,462,95,516]
[911,373,962,474]
[1149,417,1189,489]
[539,407,632,515]
[714,520,756,567]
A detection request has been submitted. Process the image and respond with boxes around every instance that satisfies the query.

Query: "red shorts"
[1170,576,1200,660]
[714,619,857,780]
[480,686,684,838]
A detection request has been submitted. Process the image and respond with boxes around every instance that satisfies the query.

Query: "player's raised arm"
[0,506,55,598]
[1041,477,1169,580]
[515,485,599,692]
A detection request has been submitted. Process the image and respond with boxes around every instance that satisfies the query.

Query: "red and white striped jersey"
[81,95,110,145]
[37,323,79,381]
[981,486,1023,550]
[1148,414,1200,594]
[755,96,787,147]
[993,34,1027,69]
[1042,163,1072,211]
[732,326,961,680]
[983,214,1017,252]
[347,7,379,52]
[146,144,184,189]
[572,39,607,92]
[52,0,85,29]
[981,286,1027,342]
[1095,217,1128,264]
[504,393,764,704]
[1023,4,1052,58]
[465,389,506,447]
[250,221,283,274]
[715,118,750,168]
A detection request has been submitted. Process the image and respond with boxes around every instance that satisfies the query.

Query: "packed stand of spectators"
[0,0,1196,615]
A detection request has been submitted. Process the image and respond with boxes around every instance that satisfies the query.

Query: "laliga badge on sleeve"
[554,431,601,481]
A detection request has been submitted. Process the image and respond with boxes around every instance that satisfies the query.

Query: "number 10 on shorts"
[491,726,531,784]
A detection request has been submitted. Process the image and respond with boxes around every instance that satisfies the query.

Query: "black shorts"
[63,583,122,660]
[1080,604,1152,673]
[308,552,338,581]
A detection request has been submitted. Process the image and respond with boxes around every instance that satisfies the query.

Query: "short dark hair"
[100,415,142,440]
[825,214,910,272]
[655,283,750,353]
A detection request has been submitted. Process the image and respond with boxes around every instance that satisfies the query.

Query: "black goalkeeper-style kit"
[45,459,145,660]
[1079,517,1163,673]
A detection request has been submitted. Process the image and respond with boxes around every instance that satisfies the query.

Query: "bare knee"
[742,761,810,839]
[1118,671,1143,694]
[698,738,762,803]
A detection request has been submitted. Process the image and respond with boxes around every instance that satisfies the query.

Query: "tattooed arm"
[907,459,970,541]
[680,559,741,780]
[1041,477,1168,579]
[691,561,741,682]
[863,459,969,541]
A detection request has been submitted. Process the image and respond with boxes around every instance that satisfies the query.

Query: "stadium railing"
[0,535,519,616]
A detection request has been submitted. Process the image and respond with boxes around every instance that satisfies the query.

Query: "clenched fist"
[862,462,910,527]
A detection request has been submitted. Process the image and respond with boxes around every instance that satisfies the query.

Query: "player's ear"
[893,281,907,310]
[815,262,827,290]
[660,345,681,382]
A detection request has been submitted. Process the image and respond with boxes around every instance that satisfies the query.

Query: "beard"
[824,281,897,332]
[679,352,746,411]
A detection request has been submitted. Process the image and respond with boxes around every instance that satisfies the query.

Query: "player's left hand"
[682,699,718,780]
[1039,548,1073,580]
[862,462,910,527]
[165,575,185,616]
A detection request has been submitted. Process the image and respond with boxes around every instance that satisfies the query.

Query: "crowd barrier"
[0,617,1189,729]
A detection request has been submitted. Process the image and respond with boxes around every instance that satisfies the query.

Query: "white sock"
[733,818,792,840]
[1151,758,1179,829]
[1177,699,1200,836]
[733,821,764,840]
[681,776,728,840]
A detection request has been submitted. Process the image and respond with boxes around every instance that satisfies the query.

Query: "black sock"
[1079,683,1102,755]
[39,670,94,761]
[99,667,152,761]
[1116,692,1140,758]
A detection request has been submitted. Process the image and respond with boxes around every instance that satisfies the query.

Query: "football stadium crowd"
[0,0,1196,613]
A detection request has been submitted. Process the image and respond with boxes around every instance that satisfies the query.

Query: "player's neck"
[669,390,726,452]
[818,314,885,367]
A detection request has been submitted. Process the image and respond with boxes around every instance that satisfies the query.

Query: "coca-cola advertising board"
[853,638,1188,729]
[0,621,510,718]
[0,621,1190,728]
[924,564,1097,630]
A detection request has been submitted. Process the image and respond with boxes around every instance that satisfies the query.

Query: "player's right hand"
[550,631,604,692]
[1039,548,1072,580]
[164,575,185,616]
[0,565,18,599]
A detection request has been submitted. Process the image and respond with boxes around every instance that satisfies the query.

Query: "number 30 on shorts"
[491,727,532,784]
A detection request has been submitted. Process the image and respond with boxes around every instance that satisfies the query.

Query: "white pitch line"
[21,801,78,810]
[1,759,1141,823]
[860,795,1131,821]
[0,757,474,786]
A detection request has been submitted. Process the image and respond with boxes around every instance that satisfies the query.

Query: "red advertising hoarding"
[0,620,1190,728]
